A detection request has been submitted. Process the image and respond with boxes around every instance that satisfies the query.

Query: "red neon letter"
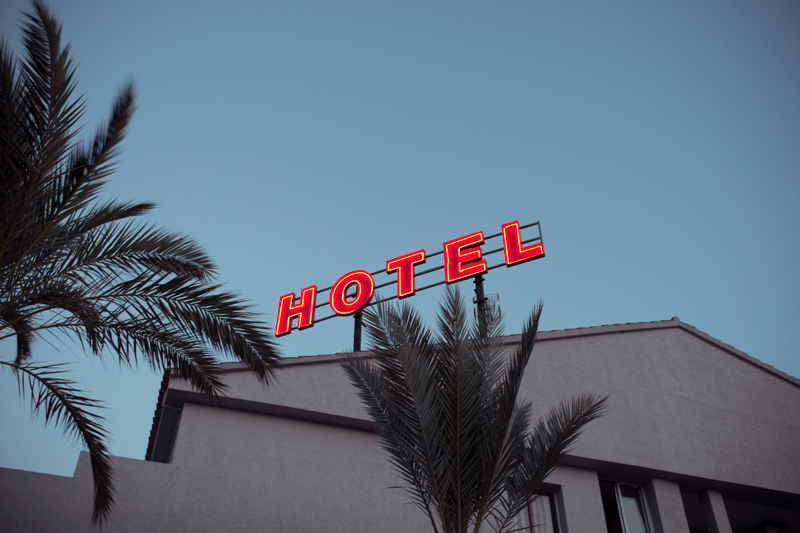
[502,221,544,266]
[443,231,487,283]
[275,286,317,337]
[386,250,426,299]
[329,270,375,316]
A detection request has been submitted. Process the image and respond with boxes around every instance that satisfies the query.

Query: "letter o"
[329,270,375,316]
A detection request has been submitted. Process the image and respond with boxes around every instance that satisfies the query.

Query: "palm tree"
[0,1,281,525]
[341,286,607,533]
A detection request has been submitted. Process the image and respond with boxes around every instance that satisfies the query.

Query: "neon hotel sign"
[275,220,545,336]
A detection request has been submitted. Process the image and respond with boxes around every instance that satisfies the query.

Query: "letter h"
[275,286,317,337]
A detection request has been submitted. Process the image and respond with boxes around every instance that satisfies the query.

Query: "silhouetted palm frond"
[1,1,281,525]
[1,361,114,524]
[341,285,607,533]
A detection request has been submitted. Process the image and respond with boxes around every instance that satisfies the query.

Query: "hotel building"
[1,317,798,532]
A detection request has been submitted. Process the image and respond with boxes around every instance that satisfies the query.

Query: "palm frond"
[1,360,114,525]
[492,393,607,533]
[345,301,446,532]
[0,2,282,525]
[58,81,135,222]
[20,0,83,178]
[341,286,607,533]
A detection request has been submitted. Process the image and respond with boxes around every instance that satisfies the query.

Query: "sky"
[1,0,799,476]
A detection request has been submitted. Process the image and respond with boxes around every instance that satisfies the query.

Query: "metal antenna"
[353,309,363,352]
[474,274,487,332]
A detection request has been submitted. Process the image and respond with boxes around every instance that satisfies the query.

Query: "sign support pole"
[474,274,487,332]
[353,309,363,352]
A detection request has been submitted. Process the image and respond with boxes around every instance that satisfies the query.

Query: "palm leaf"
[1,361,114,525]
[341,286,607,533]
[0,2,282,524]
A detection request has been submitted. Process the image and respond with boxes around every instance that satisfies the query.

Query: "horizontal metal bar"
[293,222,540,299]
[374,279,396,291]
[404,278,448,294]
[315,288,385,309]
[394,234,541,278]
[484,221,539,241]
[365,293,400,307]
[484,235,543,257]
[305,252,545,325]
[313,313,338,324]
[312,244,544,311]
[318,270,383,294]
[486,261,507,272]
[414,263,446,277]
[411,222,537,261]
[311,236,544,309]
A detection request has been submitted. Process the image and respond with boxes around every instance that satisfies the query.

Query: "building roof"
[144,316,800,460]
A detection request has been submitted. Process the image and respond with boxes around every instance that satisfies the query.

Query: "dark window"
[599,480,650,533]
[510,491,559,533]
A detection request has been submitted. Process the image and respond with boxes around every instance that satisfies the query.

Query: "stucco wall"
[0,454,173,532]
[169,324,800,495]
[0,413,633,533]
[0,407,432,532]
[170,404,430,532]
[523,327,800,494]
[2,321,798,531]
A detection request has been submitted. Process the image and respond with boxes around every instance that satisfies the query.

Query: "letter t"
[386,250,426,298]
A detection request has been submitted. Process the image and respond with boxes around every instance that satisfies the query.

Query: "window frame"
[599,479,653,533]
[514,490,560,533]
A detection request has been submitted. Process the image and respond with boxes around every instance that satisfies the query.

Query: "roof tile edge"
[166,318,799,388]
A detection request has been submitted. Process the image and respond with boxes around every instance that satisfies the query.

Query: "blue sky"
[1,0,798,476]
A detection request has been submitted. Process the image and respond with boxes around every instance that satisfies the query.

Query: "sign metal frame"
[275,220,545,349]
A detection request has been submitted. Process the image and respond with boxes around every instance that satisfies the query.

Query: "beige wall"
[0,409,431,532]
[1,320,798,532]
[171,323,800,495]
[524,327,800,494]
